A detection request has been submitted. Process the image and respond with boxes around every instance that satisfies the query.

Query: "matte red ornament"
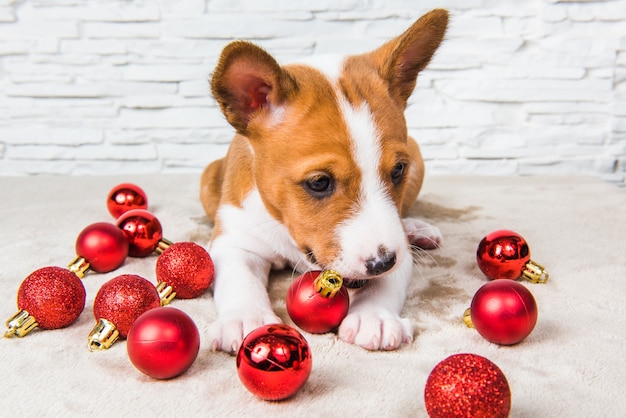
[69,222,129,278]
[477,229,549,283]
[286,270,349,334]
[5,266,86,337]
[107,183,148,219]
[88,274,161,351]
[126,307,200,380]
[236,324,312,401]
[425,353,511,418]
[116,209,172,257]
[464,280,538,345]
[155,242,214,304]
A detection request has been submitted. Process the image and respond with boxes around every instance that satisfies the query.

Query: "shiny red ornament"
[5,266,86,337]
[116,209,171,257]
[126,307,200,380]
[477,229,549,283]
[425,353,511,418]
[107,183,148,219]
[236,324,312,401]
[464,280,538,345]
[70,222,129,277]
[88,274,161,351]
[286,270,349,334]
[155,242,214,303]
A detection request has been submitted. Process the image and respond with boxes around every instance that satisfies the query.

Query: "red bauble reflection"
[236,324,312,401]
[75,222,129,273]
[156,242,214,299]
[17,267,85,330]
[116,209,164,257]
[468,280,538,345]
[425,353,511,418]
[286,270,349,334]
[107,183,148,219]
[476,229,530,281]
[126,307,200,380]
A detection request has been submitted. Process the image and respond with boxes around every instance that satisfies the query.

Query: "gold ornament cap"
[5,310,39,338]
[463,308,474,329]
[522,260,549,284]
[313,270,343,298]
[67,256,90,279]
[88,318,120,351]
[156,281,177,306]
[155,238,173,255]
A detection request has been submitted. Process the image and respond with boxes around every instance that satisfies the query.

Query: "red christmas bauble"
[17,266,86,330]
[107,183,148,219]
[127,307,200,380]
[468,280,538,345]
[75,222,129,273]
[93,274,161,338]
[425,353,511,418]
[116,209,164,257]
[156,242,214,299]
[286,270,349,334]
[476,229,529,280]
[236,324,312,401]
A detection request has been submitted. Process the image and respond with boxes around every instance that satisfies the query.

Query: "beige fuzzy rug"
[1,174,624,417]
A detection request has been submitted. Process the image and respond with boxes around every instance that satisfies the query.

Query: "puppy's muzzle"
[365,246,396,276]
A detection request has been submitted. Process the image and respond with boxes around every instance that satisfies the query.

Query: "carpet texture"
[1,174,624,417]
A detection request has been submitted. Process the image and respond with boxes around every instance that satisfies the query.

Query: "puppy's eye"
[391,162,406,186]
[303,173,334,198]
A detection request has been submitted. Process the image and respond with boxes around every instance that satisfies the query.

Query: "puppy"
[200,9,448,352]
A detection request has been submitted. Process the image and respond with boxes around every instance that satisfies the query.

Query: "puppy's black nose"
[365,249,396,276]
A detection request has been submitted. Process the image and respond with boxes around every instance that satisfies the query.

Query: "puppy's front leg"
[338,255,414,350]
[207,239,281,353]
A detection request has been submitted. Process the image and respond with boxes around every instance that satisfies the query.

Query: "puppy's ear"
[369,9,448,106]
[211,41,297,134]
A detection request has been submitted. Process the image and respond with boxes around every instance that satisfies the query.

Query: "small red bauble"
[477,229,549,283]
[155,242,214,302]
[116,209,171,257]
[464,280,538,345]
[88,274,161,351]
[5,266,86,337]
[126,307,200,380]
[71,222,129,277]
[236,324,312,401]
[107,183,148,219]
[286,270,349,334]
[425,353,511,418]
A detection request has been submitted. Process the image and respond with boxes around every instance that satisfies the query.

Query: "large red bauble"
[425,353,511,418]
[156,242,214,299]
[116,209,163,257]
[286,270,349,334]
[476,229,530,280]
[107,183,148,219]
[75,222,129,273]
[236,324,312,401]
[126,307,200,380]
[469,280,538,345]
[93,274,161,338]
[17,266,86,330]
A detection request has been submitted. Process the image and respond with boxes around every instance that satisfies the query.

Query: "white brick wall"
[1,0,625,184]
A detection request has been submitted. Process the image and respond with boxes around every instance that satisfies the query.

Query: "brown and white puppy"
[200,9,448,352]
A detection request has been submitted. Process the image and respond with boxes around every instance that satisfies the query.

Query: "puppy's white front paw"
[338,311,413,351]
[402,218,442,249]
[207,311,282,354]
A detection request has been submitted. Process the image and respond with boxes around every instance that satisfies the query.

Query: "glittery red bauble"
[107,183,148,219]
[17,266,86,330]
[116,209,163,257]
[127,307,200,380]
[470,280,538,345]
[93,274,161,338]
[286,271,349,334]
[236,324,312,401]
[425,353,511,418]
[156,242,214,299]
[75,222,129,273]
[477,229,530,280]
